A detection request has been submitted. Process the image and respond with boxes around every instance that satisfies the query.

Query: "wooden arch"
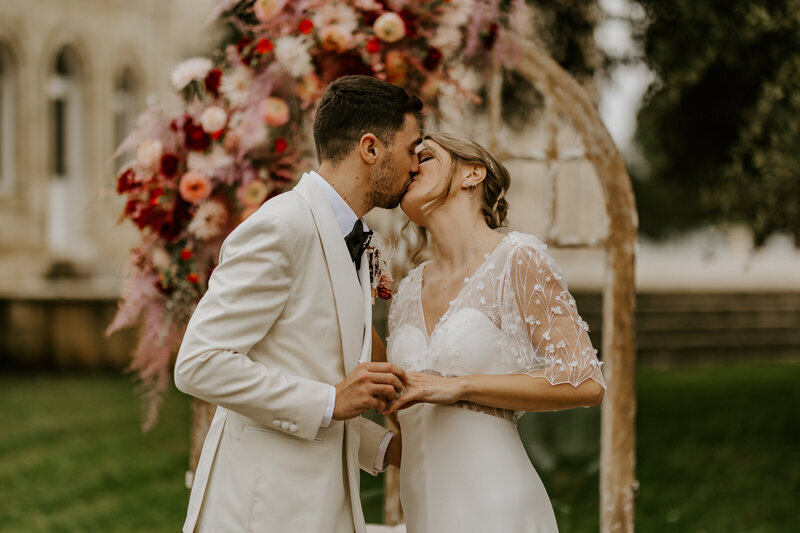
[380,44,639,533]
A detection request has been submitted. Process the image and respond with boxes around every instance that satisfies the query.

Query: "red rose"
[180,248,192,260]
[274,138,288,154]
[423,47,443,70]
[187,272,200,284]
[256,38,274,54]
[377,286,392,300]
[117,169,138,193]
[298,19,313,34]
[366,38,380,54]
[204,69,222,96]
[183,118,211,151]
[160,153,179,177]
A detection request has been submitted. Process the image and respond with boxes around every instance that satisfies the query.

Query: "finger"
[367,371,404,392]
[386,390,418,415]
[362,362,408,382]
[367,396,384,411]
[370,384,398,400]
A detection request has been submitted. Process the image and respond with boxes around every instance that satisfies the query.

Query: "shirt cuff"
[320,385,336,427]
[374,431,395,473]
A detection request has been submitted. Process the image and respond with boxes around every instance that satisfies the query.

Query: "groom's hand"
[333,362,407,420]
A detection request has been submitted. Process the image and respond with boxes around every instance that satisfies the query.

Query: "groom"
[174,75,422,533]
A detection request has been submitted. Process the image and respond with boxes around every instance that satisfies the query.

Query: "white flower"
[171,57,213,90]
[542,330,551,340]
[445,0,474,27]
[274,36,314,78]
[312,3,359,35]
[430,25,463,56]
[136,140,162,170]
[188,200,228,240]
[220,66,253,108]
[551,306,564,315]
[187,144,234,174]
[199,106,228,134]
[373,12,406,43]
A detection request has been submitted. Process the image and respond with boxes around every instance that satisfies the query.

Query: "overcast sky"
[595,0,654,153]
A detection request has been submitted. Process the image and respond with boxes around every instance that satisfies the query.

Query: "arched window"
[112,67,140,168]
[46,46,86,262]
[0,43,16,193]
[48,47,83,180]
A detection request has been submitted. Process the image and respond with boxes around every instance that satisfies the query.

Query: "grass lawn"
[1,362,798,532]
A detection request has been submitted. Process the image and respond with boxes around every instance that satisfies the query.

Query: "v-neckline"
[417,234,510,340]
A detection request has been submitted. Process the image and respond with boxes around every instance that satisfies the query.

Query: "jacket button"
[281,421,290,431]
[289,424,298,433]
[272,420,281,428]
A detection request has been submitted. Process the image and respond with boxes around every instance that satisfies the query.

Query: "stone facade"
[0,0,220,291]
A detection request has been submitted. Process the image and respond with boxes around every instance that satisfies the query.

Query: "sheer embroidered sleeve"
[504,235,606,388]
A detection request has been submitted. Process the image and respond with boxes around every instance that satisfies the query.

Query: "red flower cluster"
[183,118,210,151]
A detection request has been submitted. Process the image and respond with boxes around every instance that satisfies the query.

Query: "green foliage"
[632,0,800,244]
[3,364,799,532]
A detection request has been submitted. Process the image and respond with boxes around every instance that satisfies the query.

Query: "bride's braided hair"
[409,133,511,264]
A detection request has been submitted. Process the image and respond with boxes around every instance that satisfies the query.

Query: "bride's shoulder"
[502,231,567,284]
[503,231,551,259]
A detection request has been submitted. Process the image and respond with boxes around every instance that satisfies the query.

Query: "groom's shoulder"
[225,190,315,247]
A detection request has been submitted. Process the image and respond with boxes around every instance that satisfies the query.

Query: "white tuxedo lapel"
[294,174,364,373]
[357,253,372,364]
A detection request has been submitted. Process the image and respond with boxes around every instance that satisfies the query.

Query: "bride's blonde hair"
[409,133,511,264]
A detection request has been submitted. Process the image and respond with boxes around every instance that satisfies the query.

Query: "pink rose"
[373,12,406,43]
[261,97,290,127]
[178,171,212,203]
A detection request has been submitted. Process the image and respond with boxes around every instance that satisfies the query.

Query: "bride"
[379,133,606,532]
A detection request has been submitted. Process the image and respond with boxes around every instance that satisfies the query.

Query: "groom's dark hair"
[313,75,423,164]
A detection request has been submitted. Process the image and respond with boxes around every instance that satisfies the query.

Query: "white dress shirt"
[310,172,393,472]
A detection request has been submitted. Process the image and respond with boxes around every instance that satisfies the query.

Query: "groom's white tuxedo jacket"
[175,174,391,533]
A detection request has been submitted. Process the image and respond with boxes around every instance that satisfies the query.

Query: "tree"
[631,0,800,245]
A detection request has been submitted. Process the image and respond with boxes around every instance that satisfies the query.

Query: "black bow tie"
[344,219,372,268]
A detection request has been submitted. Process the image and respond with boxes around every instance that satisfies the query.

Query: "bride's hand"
[385,372,465,415]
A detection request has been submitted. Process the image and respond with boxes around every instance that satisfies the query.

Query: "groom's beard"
[368,156,408,210]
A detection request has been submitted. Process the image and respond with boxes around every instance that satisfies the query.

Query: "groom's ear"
[359,133,380,165]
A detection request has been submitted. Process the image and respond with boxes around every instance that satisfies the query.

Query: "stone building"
[0,0,220,289]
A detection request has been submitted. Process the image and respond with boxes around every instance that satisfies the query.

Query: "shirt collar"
[309,170,368,237]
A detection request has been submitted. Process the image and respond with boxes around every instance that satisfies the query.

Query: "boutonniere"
[366,236,393,304]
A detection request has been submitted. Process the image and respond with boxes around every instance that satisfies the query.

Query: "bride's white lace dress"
[387,231,606,532]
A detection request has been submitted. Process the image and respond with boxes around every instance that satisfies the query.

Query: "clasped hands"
[333,362,464,420]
